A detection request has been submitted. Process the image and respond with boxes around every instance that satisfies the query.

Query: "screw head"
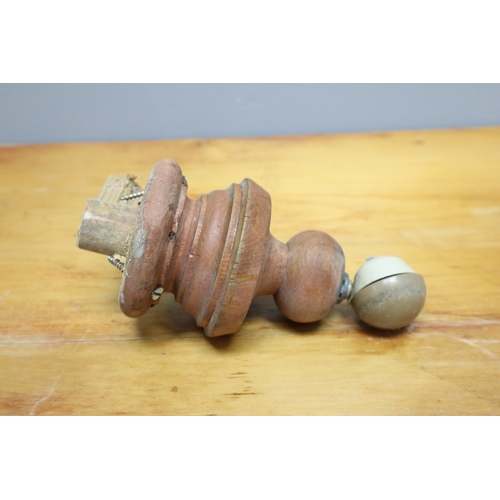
[151,286,164,301]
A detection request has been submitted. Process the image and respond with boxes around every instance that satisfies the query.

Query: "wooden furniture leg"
[76,159,426,336]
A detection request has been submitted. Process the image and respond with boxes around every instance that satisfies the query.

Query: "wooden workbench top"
[1,127,499,415]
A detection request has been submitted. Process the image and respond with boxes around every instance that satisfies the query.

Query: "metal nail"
[120,191,145,201]
[108,255,125,272]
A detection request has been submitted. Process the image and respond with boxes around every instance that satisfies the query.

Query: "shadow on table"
[135,293,407,350]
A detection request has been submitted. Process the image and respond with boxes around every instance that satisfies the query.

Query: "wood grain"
[1,127,500,415]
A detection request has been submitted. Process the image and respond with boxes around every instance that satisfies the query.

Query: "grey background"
[1,84,499,145]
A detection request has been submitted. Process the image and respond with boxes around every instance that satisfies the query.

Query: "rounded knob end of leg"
[274,231,345,323]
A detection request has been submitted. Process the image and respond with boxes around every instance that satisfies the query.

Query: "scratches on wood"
[452,337,498,359]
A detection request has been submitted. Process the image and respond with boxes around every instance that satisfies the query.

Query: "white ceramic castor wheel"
[349,256,426,330]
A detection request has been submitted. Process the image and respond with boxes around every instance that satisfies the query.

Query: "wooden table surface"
[1,127,499,415]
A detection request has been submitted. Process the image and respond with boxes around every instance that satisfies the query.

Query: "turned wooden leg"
[77,159,425,336]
